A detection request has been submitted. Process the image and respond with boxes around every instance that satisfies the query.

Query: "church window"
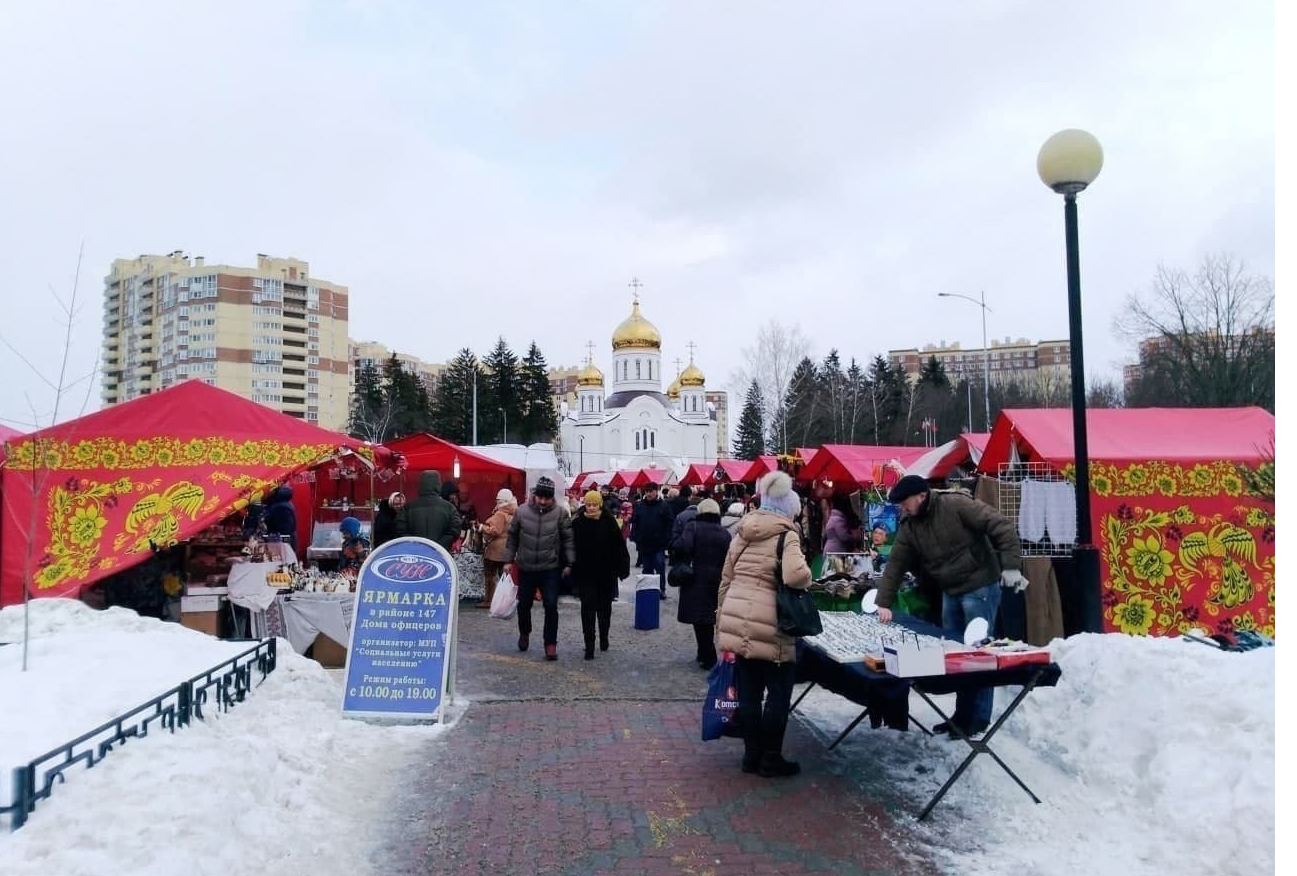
[650,431,655,448]
[635,433,641,451]
[636,359,642,379]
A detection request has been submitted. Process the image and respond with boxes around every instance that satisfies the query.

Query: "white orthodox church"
[560,293,716,474]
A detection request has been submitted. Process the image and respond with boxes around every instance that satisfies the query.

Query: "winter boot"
[757,754,801,778]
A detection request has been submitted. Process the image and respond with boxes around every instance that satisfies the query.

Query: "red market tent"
[742,455,781,483]
[677,464,713,487]
[0,423,22,465]
[905,433,991,481]
[0,381,397,607]
[383,433,525,521]
[977,407,1275,638]
[797,445,930,490]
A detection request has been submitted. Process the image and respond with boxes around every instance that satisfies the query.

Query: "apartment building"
[888,336,1071,391]
[101,252,350,428]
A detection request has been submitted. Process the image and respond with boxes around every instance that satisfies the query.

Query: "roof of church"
[611,300,661,350]
[604,389,672,409]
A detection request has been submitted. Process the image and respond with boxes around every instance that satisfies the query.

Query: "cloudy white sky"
[0,0,1275,431]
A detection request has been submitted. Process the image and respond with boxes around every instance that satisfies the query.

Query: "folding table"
[793,614,1062,820]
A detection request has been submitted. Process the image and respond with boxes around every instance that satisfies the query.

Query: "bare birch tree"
[728,321,810,454]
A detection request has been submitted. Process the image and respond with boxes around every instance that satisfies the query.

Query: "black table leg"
[912,668,1046,820]
[789,681,816,714]
[828,708,871,750]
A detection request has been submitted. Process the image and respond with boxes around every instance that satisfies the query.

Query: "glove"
[1000,569,1029,592]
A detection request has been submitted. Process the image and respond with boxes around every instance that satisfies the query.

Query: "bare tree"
[728,321,810,454]
[1116,253,1274,411]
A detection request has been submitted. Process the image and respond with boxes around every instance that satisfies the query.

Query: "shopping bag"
[773,532,822,637]
[489,568,519,619]
[701,653,744,741]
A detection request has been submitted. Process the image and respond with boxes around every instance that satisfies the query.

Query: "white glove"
[1000,569,1028,592]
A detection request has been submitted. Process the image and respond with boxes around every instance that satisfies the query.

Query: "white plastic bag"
[489,568,519,619]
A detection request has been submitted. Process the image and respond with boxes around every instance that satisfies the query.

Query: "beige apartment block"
[350,340,446,396]
[888,336,1071,396]
[102,252,350,429]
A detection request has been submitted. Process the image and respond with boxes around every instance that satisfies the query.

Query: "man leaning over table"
[873,475,1028,737]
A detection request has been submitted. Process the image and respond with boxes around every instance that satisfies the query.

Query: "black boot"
[584,638,595,660]
[757,753,801,778]
[741,738,761,774]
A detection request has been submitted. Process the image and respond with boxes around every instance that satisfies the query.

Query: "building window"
[635,433,641,451]
[636,360,641,379]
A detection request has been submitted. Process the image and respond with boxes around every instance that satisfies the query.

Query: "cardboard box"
[883,642,945,677]
[181,594,222,613]
[181,602,225,637]
[312,634,348,668]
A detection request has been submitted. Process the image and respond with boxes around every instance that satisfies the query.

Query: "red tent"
[797,445,929,490]
[0,423,21,465]
[977,407,1275,638]
[1,381,396,606]
[384,433,525,522]
[608,470,638,489]
[905,433,991,481]
[742,455,782,483]
[677,464,713,487]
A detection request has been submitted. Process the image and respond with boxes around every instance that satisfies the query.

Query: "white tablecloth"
[277,592,355,654]
[226,562,282,611]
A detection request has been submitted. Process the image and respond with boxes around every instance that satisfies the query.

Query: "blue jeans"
[517,568,561,646]
[942,582,1001,728]
[641,549,666,593]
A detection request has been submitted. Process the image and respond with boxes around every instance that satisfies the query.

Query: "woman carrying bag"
[572,490,630,659]
[671,498,732,670]
[479,489,518,608]
[716,471,813,778]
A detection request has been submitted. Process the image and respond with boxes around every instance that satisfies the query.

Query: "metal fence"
[2,638,276,831]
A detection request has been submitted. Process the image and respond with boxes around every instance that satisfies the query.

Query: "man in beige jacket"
[717,471,812,778]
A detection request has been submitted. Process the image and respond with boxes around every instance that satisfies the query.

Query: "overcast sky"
[0,0,1275,431]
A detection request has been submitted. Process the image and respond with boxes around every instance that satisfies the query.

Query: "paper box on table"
[883,641,945,677]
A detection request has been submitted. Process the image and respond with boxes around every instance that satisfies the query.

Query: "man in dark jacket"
[600,484,621,517]
[668,484,692,518]
[405,471,461,550]
[671,498,731,669]
[263,485,297,552]
[630,482,674,600]
[874,475,1027,736]
[503,476,575,660]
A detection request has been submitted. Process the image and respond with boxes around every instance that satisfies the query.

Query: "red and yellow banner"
[1087,460,1275,637]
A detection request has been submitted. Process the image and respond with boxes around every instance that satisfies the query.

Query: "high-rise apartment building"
[888,336,1071,391]
[350,340,446,396]
[101,252,350,428]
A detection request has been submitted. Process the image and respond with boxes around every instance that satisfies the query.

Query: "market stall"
[0,380,398,614]
[796,444,930,493]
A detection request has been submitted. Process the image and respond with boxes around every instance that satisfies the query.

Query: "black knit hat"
[887,475,930,504]
[533,476,555,498]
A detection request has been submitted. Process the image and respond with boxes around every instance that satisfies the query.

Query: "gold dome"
[577,359,604,386]
[666,375,682,399]
[679,360,705,387]
[611,300,662,350]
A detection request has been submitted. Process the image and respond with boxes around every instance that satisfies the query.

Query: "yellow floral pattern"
[1096,461,1274,637]
[7,436,344,472]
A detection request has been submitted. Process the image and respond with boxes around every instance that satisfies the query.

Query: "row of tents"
[0,380,1275,640]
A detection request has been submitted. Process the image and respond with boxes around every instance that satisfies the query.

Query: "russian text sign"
[342,537,458,721]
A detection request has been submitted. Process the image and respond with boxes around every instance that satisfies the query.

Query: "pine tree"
[919,355,949,387]
[348,360,394,442]
[734,380,767,460]
[818,349,847,443]
[844,358,867,444]
[782,357,820,449]
[481,336,522,443]
[431,348,480,444]
[519,342,558,444]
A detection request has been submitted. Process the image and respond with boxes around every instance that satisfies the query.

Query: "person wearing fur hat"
[717,470,813,778]
[722,501,745,535]
[572,490,630,659]
[372,492,408,548]
[478,488,518,608]
[874,474,1026,737]
[671,497,731,669]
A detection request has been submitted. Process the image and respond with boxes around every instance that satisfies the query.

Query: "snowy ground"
[0,600,1277,875]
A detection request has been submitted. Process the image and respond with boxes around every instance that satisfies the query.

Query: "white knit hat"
[758,471,801,519]
[697,498,721,516]
[495,488,517,508]
[726,502,745,516]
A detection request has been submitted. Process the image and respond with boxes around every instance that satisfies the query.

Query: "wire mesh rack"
[997,462,1075,557]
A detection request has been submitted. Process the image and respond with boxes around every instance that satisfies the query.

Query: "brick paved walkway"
[377,576,938,876]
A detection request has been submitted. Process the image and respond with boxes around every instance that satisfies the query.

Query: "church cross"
[585,340,596,364]
[628,276,643,304]
[686,340,697,362]
[673,357,683,375]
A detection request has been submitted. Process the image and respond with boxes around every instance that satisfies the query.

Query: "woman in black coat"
[572,490,631,660]
[671,499,732,669]
[372,492,408,548]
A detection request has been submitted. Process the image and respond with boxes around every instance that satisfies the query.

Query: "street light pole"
[579,434,584,473]
[936,291,993,431]
[1038,128,1104,634]
[471,368,478,445]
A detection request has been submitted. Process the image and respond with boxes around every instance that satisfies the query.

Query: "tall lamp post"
[1037,128,1104,634]
[937,291,992,432]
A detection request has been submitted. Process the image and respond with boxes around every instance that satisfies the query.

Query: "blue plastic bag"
[701,653,744,741]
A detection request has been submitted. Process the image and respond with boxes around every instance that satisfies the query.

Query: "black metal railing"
[2,638,276,831]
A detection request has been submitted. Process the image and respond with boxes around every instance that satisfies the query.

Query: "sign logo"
[371,554,446,584]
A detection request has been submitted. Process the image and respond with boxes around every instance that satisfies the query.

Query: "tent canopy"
[978,408,1275,472]
[905,433,989,481]
[797,444,930,489]
[469,443,568,499]
[741,455,781,483]
[0,423,22,465]
[1,380,396,606]
[385,433,520,476]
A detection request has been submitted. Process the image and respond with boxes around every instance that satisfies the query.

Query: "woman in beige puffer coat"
[716,471,811,778]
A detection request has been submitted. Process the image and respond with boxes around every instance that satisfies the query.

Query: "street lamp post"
[578,434,584,473]
[1038,128,1104,634]
[937,291,992,432]
[471,368,478,445]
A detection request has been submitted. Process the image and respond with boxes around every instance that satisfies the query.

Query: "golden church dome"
[679,361,705,387]
[666,375,682,399]
[577,359,604,387]
[611,300,662,350]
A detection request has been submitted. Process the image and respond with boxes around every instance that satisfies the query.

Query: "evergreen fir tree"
[782,357,820,449]
[919,355,949,387]
[481,336,522,443]
[348,360,393,442]
[734,379,767,460]
[432,348,480,444]
[519,342,558,443]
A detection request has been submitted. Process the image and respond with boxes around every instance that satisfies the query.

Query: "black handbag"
[774,531,822,637]
[668,560,694,587]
